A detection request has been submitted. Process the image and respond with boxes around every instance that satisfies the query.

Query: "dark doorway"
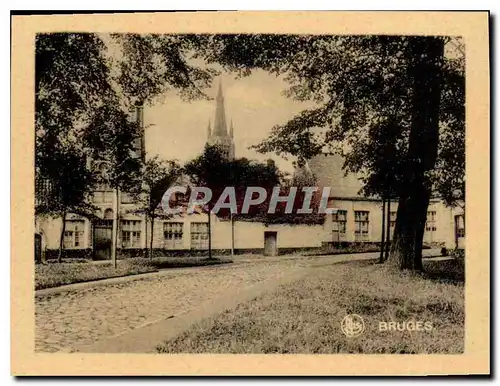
[34,233,42,263]
[93,219,113,260]
[454,214,465,249]
[264,231,278,256]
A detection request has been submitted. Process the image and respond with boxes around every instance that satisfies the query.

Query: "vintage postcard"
[11,11,489,375]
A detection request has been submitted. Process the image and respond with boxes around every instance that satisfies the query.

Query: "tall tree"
[35,147,96,262]
[132,157,183,259]
[184,145,282,257]
[35,33,115,262]
[184,145,230,259]
[389,37,445,270]
[86,105,143,267]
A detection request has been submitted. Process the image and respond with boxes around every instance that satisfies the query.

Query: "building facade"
[36,204,326,258]
[308,153,465,250]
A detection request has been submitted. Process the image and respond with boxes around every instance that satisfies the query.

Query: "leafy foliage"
[130,157,183,257]
[111,33,218,106]
[35,33,113,142]
[184,145,324,224]
[140,157,183,216]
[85,104,143,192]
[184,145,281,216]
[35,33,112,214]
[35,148,96,218]
[191,34,464,208]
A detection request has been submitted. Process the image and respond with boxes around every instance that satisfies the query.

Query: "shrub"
[149,256,232,270]
[450,249,465,260]
[35,259,156,290]
[450,249,465,272]
[35,256,233,290]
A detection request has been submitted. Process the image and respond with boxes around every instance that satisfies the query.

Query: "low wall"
[44,249,93,261]
[43,246,325,260]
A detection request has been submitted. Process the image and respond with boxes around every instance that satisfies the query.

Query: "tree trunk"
[231,212,235,258]
[150,215,154,259]
[111,187,119,269]
[57,210,67,263]
[384,198,391,261]
[144,215,148,259]
[390,186,431,270]
[387,37,444,270]
[379,199,386,263]
[208,210,212,259]
[461,204,466,244]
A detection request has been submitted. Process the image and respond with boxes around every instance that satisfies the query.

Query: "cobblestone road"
[35,258,311,353]
[35,251,440,353]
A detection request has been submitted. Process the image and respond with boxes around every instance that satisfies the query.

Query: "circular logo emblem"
[341,314,365,337]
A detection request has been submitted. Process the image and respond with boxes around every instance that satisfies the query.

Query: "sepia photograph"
[11,11,489,375]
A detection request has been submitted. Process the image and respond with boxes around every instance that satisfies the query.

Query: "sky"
[143,70,314,175]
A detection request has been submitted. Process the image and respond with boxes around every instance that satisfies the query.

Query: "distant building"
[307,153,465,250]
[206,83,235,160]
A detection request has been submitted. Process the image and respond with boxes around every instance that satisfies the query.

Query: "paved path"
[35,250,441,353]
[76,266,314,353]
[35,257,309,352]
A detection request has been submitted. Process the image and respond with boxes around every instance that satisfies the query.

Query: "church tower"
[206,83,235,160]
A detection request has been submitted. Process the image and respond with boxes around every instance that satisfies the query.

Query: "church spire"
[206,81,235,160]
[217,82,223,100]
[213,82,228,137]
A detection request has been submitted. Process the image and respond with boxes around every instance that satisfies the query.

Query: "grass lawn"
[157,259,464,354]
[35,257,232,290]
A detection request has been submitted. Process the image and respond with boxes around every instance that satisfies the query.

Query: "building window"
[164,222,183,249]
[425,211,437,232]
[121,220,141,248]
[190,222,209,249]
[354,211,370,241]
[121,192,135,204]
[93,183,113,204]
[455,215,465,238]
[64,220,85,249]
[332,210,347,237]
[390,211,397,229]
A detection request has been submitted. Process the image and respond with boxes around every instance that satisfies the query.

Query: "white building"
[308,153,465,250]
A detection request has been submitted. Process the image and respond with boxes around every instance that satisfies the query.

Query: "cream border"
[11,11,490,375]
